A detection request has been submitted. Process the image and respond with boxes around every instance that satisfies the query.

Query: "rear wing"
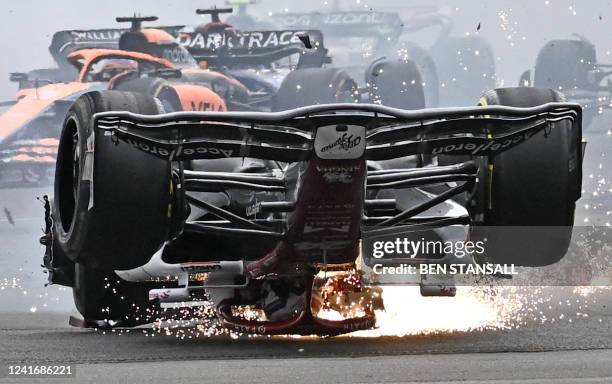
[177,29,330,68]
[94,102,581,162]
[49,26,185,67]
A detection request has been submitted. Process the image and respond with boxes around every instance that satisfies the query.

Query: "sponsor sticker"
[179,30,310,50]
[316,164,361,184]
[431,132,536,156]
[323,12,386,25]
[321,171,353,183]
[246,202,261,217]
[161,46,194,64]
[314,124,365,160]
[69,30,122,41]
[125,138,234,159]
[180,262,222,272]
[272,12,391,27]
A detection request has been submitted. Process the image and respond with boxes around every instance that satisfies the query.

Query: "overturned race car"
[42,86,583,335]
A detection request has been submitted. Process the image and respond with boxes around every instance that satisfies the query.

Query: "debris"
[37,195,51,233]
[3,208,14,225]
[296,32,312,49]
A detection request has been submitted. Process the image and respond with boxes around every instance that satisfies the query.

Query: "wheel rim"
[57,116,80,233]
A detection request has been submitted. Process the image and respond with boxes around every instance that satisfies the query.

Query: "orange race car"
[0,16,239,187]
[0,11,345,187]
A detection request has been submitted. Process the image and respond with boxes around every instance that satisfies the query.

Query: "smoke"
[2,1,612,100]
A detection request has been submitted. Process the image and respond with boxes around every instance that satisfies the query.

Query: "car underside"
[43,91,583,335]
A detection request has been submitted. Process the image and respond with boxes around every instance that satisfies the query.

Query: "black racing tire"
[477,87,581,266]
[53,91,171,270]
[365,59,426,110]
[430,36,496,107]
[274,68,358,111]
[73,263,158,324]
[408,47,440,108]
[113,77,183,112]
[534,39,597,128]
[388,42,440,108]
[534,39,597,91]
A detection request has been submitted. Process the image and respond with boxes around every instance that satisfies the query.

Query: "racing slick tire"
[275,68,358,111]
[73,263,157,326]
[534,39,597,128]
[53,91,171,270]
[113,77,184,112]
[430,36,496,107]
[405,46,440,108]
[534,39,596,91]
[477,87,581,266]
[365,59,426,110]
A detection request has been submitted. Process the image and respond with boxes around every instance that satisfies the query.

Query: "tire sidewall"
[53,91,171,270]
[53,94,100,262]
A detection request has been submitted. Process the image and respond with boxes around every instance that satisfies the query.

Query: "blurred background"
[2,0,612,100]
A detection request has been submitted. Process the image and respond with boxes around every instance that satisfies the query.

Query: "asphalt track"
[0,293,610,383]
[0,123,611,383]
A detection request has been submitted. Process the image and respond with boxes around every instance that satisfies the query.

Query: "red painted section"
[216,300,307,335]
[288,158,366,264]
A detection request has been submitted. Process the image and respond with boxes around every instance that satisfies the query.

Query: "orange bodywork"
[172,83,227,112]
[181,67,245,89]
[1,48,232,141]
[141,28,176,43]
[67,49,176,82]
[0,82,96,140]
[67,50,230,112]
[1,49,175,141]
